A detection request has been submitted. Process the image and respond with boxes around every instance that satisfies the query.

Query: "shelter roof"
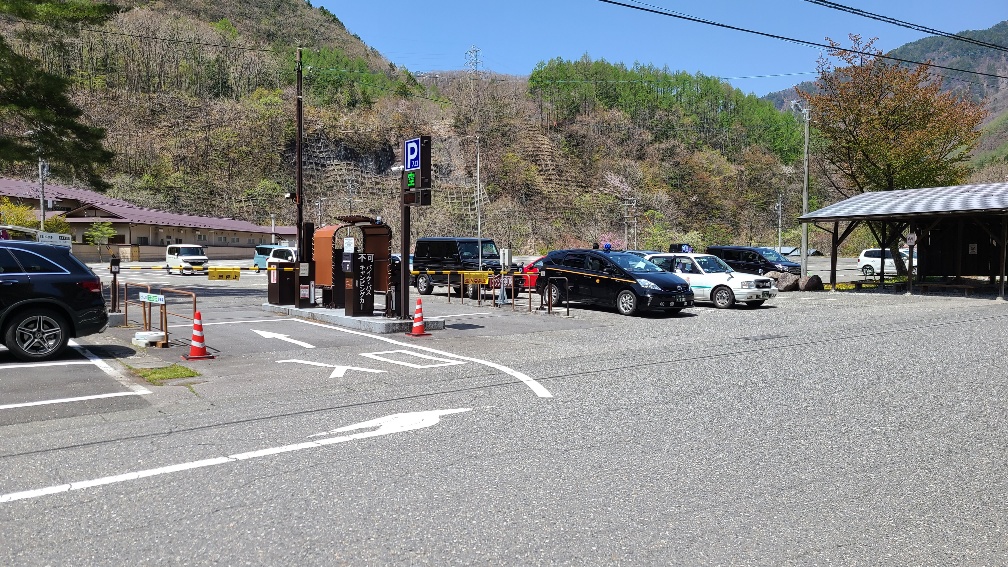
[800,182,1008,222]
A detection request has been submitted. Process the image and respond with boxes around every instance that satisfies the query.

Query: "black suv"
[536,248,694,315]
[413,237,515,298]
[0,241,108,361]
[706,245,801,275]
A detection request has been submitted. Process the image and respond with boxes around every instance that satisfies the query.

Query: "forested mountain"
[2,2,1006,255]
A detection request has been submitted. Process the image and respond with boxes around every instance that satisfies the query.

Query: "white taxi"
[644,252,778,308]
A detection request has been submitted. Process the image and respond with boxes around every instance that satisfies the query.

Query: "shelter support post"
[1001,216,1007,299]
[830,222,839,290]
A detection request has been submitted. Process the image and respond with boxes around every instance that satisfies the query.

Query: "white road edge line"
[296,319,553,398]
[0,391,147,410]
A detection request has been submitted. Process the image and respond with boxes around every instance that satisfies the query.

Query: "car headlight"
[740,281,755,289]
[638,279,661,290]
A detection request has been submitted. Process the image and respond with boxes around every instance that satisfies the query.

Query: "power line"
[597,0,1008,82]
[803,0,1008,53]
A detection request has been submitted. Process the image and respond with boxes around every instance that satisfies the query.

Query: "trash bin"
[267,260,296,305]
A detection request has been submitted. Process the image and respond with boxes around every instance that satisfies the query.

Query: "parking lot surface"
[1,257,1005,565]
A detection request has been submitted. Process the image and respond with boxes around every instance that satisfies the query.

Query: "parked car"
[253,244,286,270]
[413,237,516,299]
[536,249,693,315]
[706,245,801,275]
[166,244,209,275]
[858,248,912,276]
[519,255,546,289]
[644,252,777,308]
[0,240,108,361]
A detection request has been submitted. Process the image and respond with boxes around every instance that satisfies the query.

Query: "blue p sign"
[404,138,421,171]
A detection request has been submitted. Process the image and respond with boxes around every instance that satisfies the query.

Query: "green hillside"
[2,3,1006,255]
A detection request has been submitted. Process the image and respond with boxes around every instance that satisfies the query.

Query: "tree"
[0,196,37,227]
[0,1,119,189]
[797,35,986,197]
[84,220,116,260]
[796,35,987,273]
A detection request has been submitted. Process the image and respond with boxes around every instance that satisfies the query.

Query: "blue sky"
[320,0,1006,97]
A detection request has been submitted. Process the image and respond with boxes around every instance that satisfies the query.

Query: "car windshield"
[608,252,663,273]
[758,248,787,262]
[695,255,733,273]
[180,247,205,256]
[458,240,499,259]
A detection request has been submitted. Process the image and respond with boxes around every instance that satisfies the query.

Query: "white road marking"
[360,350,467,369]
[296,320,553,398]
[0,344,151,410]
[168,317,297,328]
[424,312,492,320]
[70,341,151,395]
[0,408,470,503]
[0,360,93,371]
[0,391,147,410]
[252,329,315,348]
[276,359,386,379]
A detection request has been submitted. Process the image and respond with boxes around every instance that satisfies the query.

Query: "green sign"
[407,171,416,188]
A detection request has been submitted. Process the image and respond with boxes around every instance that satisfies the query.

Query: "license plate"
[672,295,683,303]
[762,291,769,298]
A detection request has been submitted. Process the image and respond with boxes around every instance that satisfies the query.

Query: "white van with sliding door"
[166,244,209,275]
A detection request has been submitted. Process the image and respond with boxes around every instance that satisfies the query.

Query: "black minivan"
[536,248,693,316]
[706,245,801,275]
[413,237,509,298]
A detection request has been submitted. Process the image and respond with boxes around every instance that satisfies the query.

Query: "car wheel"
[615,289,638,316]
[745,300,765,308]
[255,265,261,274]
[861,265,875,276]
[543,282,564,307]
[416,274,434,295]
[712,286,735,309]
[3,308,70,362]
[466,284,479,300]
[166,266,172,275]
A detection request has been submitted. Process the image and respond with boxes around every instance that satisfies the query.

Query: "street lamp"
[791,101,810,278]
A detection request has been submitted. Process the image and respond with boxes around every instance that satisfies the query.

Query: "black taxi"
[535,248,694,315]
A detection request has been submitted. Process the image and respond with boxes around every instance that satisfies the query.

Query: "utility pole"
[295,47,304,257]
[467,45,483,270]
[777,193,783,254]
[801,106,810,278]
[38,159,48,230]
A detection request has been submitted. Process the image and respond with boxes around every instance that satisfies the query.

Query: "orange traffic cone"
[182,310,215,359]
[405,298,431,337]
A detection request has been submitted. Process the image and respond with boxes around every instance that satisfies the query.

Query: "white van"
[166,244,209,275]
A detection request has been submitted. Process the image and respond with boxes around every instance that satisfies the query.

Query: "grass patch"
[134,364,201,386]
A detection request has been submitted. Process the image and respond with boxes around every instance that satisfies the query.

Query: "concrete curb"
[261,304,446,334]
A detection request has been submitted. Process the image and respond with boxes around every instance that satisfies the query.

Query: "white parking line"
[361,350,467,369]
[0,343,151,410]
[297,319,553,398]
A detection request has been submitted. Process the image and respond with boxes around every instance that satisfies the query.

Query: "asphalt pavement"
[1,256,1005,565]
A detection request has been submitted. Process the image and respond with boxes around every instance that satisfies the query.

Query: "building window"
[216,236,227,243]
[231,237,240,243]
[196,234,207,242]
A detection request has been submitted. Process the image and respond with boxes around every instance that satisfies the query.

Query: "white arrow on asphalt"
[276,359,386,378]
[0,408,471,503]
[252,329,315,348]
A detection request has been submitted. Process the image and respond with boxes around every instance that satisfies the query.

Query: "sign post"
[400,136,433,319]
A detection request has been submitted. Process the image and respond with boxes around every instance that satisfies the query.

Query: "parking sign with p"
[405,138,420,171]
